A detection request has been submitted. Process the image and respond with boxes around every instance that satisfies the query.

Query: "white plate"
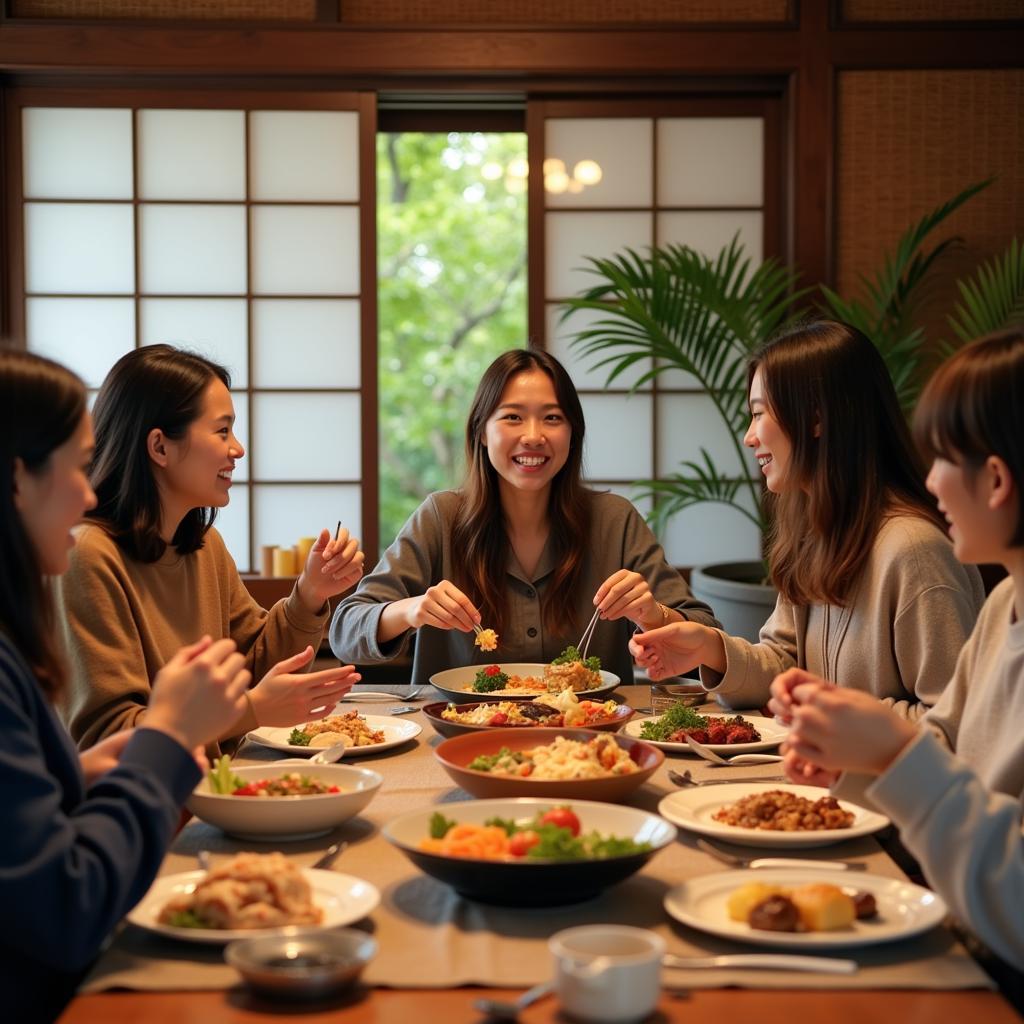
[664,868,946,949]
[127,869,380,945]
[658,783,889,849]
[622,713,789,755]
[248,714,421,757]
[429,663,620,705]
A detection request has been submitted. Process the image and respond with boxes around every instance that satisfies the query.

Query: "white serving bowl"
[187,764,383,841]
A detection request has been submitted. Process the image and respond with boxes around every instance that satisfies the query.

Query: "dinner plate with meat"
[658,783,889,848]
[664,868,946,949]
[621,707,789,754]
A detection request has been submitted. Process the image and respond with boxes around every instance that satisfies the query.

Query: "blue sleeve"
[0,656,200,973]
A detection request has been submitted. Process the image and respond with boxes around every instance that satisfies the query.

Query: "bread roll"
[789,883,855,931]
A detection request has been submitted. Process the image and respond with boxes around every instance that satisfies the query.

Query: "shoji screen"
[18,95,374,572]
[536,99,781,567]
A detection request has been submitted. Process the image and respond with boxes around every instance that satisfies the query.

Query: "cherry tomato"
[540,807,581,836]
[508,830,541,857]
[484,664,502,676]
[489,712,508,726]
[233,784,261,797]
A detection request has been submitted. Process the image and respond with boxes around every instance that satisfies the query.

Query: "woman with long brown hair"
[630,319,985,719]
[332,348,717,683]
[0,349,251,1021]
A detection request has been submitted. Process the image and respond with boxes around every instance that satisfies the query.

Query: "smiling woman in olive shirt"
[331,349,718,683]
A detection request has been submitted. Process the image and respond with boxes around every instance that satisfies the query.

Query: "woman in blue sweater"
[0,349,252,1022]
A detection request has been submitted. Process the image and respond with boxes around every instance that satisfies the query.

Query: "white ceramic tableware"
[663,868,946,950]
[549,925,665,1023]
[186,763,382,840]
[127,869,380,945]
[658,782,889,849]
[429,663,620,705]
[248,713,421,757]
[621,713,789,755]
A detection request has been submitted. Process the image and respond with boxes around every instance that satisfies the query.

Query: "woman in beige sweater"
[630,320,984,719]
[59,345,365,749]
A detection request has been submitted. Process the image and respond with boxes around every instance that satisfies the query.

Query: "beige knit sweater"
[57,524,329,750]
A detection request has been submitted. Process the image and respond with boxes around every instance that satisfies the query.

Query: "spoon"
[309,741,348,764]
[683,733,783,765]
[474,979,554,1019]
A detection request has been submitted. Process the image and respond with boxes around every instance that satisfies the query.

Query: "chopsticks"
[577,607,601,662]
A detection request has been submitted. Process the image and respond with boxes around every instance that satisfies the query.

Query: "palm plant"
[561,236,808,541]
[946,236,1024,346]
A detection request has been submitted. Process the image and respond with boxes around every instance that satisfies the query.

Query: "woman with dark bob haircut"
[59,344,364,751]
[766,327,1024,987]
[631,319,985,719]
[0,349,250,1021]
[332,348,718,683]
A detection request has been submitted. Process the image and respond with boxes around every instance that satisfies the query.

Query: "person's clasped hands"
[768,667,919,788]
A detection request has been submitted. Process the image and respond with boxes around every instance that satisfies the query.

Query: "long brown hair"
[0,348,87,698]
[914,326,1024,547]
[88,344,231,562]
[451,349,590,636]
[754,320,944,606]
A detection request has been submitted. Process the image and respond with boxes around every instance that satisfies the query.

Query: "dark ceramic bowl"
[421,699,634,739]
[383,797,676,905]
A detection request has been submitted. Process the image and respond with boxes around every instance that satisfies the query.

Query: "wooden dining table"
[59,686,1021,1024]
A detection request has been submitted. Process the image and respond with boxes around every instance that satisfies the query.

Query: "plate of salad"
[620,704,789,754]
[428,647,620,705]
[186,755,383,840]
[383,797,676,904]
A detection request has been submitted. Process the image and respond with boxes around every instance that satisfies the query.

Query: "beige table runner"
[82,689,993,994]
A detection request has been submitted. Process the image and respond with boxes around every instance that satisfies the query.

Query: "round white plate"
[429,663,620,705]
[658,783,889,849]
[622,713,789,754]
[664,867,946,949]
[127,869,380,945]
[248,714,421,757]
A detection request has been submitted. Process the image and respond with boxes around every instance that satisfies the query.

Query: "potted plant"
[560,180,1004,641]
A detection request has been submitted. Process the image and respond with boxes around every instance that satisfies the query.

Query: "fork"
[340,684,427,702]
[668,768,787,787]
[683,733,784,766]
[695,837,865,871]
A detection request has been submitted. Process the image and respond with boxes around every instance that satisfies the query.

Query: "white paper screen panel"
[215,483,250,570]
[656,392,757,479]
[251,206,360,295]
[229,391,250,483]
[25,203,135,294]
[660,496,761,568]
[252,393,361,481]
[658,210,764,265]
[249,111,360,202]
[546,211,652,299]
[139,298,249,387]
[545,118,653,208]
[254,484,362,554]
[137,109,246,201]
[25,298,135,388]
[23,108,133,200]
[139,204,247,295]
[657,118,764,207]
[252,299,361,388]
[579,393,653,480]
[547,304,653,392]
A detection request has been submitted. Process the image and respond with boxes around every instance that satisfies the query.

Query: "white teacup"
[549,925,665,1023]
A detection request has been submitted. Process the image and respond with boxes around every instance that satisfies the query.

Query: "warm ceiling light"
[545,170,570,194]
[573,159,603,185]
[481,161,503,180]
[543,157,566,176]
[567,179,584,194]
[507,158,529,179]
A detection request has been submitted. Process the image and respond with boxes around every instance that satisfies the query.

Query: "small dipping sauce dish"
[225,929,377,999]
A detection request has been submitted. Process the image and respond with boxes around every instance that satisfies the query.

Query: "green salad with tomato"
[423,806,651,861]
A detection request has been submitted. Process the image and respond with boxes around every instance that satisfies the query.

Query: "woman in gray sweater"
[331,349,718,683]
[630,320,984,719]
[770,327,1024,983]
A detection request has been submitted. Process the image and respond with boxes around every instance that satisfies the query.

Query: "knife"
[663,953,858,974]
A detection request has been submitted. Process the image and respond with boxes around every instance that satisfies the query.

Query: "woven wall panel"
[844,0,1024,21]
[11,0,317,18]
[837,70,1024,338]
[338,0,790,24]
